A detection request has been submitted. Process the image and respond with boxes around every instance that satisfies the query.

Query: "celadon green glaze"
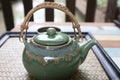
[33,28,69,46]
[22,28,97,80]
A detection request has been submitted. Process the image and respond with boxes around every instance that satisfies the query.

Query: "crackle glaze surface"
[23,40,82,80]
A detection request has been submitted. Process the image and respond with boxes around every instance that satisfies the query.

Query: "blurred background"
[0,0,120,35]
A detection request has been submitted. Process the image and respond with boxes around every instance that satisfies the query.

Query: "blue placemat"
[104,48,120,57]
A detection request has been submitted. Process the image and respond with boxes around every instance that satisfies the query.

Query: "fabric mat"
[0,38,109,80]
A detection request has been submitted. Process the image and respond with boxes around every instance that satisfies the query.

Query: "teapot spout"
[79,39,97,64]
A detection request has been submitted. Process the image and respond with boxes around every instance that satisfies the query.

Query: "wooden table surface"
[12,22,120,68]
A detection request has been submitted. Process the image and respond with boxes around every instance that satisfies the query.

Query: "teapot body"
[22,40,81,80]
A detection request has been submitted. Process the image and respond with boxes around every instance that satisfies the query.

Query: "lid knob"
[47,28,56,38]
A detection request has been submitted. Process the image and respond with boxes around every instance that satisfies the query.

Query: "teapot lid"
[32,28,70,46]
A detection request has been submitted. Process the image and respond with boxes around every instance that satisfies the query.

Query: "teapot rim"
[30,37,72,50]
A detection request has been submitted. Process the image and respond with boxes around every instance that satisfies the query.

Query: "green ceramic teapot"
[19,2,97,80]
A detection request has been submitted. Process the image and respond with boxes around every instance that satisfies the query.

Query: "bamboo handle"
[20,2,83,40]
